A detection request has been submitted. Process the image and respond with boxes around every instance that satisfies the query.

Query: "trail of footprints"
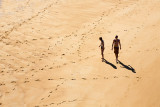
[53,10,109,58]
[0,0,60,42]
[0,74,141,106]
[69,76,141,81]
[33,75,141,107]
[4,75,141,85]
[59,2,135,57]
[35,98,78,107]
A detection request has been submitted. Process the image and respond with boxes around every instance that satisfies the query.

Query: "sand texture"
[0,0,160,107]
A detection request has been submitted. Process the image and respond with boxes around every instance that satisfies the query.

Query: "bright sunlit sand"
[0,0,160,107]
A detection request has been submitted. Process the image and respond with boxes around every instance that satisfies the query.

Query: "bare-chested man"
[99,37,105,60]
[112,35,121,63]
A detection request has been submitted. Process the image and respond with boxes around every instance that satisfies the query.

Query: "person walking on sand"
[112,35,121,63]
[99,37,105,60]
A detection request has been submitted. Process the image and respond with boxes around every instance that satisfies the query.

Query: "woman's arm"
[112,40,114,50]
[119,40,121,49]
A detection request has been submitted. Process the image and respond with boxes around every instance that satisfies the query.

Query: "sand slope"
[0,0,160,107]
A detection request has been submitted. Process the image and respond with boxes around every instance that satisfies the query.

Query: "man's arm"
[119,40,121,49]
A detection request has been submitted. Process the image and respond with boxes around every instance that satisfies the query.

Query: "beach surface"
[0,0,160,107]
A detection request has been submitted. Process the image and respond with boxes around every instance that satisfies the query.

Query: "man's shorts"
[114,47,119,54]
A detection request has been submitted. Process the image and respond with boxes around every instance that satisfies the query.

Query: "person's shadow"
[103,59,117,69]
[118,60,136,73]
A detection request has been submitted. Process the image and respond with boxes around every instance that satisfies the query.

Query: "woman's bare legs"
[101,49,104,59]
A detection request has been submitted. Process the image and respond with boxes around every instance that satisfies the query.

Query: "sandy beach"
[0,0,160,107]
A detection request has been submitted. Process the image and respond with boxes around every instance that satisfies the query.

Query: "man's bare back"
[113,39,120,48]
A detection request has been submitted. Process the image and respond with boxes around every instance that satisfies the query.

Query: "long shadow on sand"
[118,60,136,73]
[103,59,117,69]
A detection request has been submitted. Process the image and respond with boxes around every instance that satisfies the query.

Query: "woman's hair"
[99,37,102,40]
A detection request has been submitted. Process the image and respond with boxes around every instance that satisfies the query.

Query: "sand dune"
[0,0,160,107]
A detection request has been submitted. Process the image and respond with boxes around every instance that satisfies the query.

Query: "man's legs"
[116,54,118,63]
[114,47,119,63]
[115,53,118,63]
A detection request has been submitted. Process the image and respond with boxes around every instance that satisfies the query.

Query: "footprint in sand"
[114,76,118,78]
[125,76,129,78]
[41,98,44,100]
[11,81,16,83]
[24,81,29,83]
[50,103,54,105]
[20,67,24,68]
[45,65,48,67]
[68,99,77,102]
[48,79,54,80]
[136,77,141,81]
[59,78,64,79]
[5,92,10,94]
[82,78,86,80]
[49,67,53,69]
[0,83,5,86]
[93,78,98,80]
[104,77,108,79]
[108,31,111,33]
[40,68,44,70]
[35,79,40,81]
[31,69,35,71]
[56,66,61,68]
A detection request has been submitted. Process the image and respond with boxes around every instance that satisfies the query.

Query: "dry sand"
[0,0,160,107]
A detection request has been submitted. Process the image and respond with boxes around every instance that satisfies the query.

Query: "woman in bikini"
[99,37,105,60]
